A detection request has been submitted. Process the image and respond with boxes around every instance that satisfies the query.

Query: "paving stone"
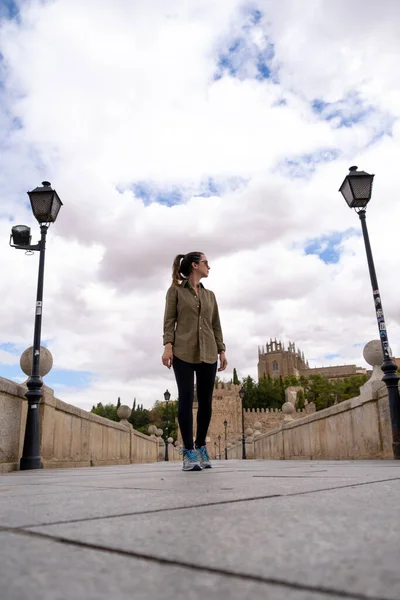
[0,532,344,600]
[2,460,400,599]
[2,460,399,528]
[30,478,400,600]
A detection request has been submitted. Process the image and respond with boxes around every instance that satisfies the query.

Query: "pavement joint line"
[0,486,169,499]
[12,475,400,530]
[253,475,355,479]
[0,526,390,600]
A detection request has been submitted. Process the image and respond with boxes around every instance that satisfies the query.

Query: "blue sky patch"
[324,353,340,360]
[0,361,93,390]
[311,93,394,134]
[0,0,19,20]
[132,182,183,206]
[0,341,24,354]
[304,230,360,265]
[126,176,248,205]
[276,148,340,179]
[46,368,93,390]
[213,6,276,82]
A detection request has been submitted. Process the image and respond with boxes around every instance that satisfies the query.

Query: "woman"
[162,252,228,471]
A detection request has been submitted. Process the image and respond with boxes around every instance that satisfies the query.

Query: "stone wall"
[253,383,393,460]
[191,382,310,454]
[0,377,158,473]
[0,378,28,473]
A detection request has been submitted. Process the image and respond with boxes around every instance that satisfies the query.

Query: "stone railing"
[0,378,158,473]
[253,384,393,460]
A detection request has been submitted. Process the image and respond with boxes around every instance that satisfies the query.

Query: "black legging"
[173,355,217,450]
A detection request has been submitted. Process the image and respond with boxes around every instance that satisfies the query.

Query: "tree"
[147,399,179,441]
[128,398,150,434]
[91,402,119,422]
[232,368,240,385]
[296,389,305,410]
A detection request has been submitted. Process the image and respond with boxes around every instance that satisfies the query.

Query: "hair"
[172,252,203,286]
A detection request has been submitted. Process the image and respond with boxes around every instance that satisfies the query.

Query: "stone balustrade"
[0,378,158,473]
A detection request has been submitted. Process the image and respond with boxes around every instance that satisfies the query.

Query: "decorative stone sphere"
[363,340,384,367]
[167,437,174,444]
[117,405,131,420]
[282,401,295,415]
[253,421,262,431]
[148,425,157,435]
[245,427,253,438]
[174,440,180,447]
[20,346,53,377]
[156,428,163,437]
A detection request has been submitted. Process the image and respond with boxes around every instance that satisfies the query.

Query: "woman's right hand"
[162,344,173,369]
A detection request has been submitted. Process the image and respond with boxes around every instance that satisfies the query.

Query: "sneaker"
[182,449,201,471]
[197,445,212,469]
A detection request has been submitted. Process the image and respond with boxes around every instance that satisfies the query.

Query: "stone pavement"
[1,460,400,600]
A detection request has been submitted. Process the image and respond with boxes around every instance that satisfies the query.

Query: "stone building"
[258,338,368,381]
[185,382,312,456]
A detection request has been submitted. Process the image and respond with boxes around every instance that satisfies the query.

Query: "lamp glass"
[164,389,171,402]
[339,169,374,209]
[28,183,63,224]
[339,178,353,207]
[349,175,373,206]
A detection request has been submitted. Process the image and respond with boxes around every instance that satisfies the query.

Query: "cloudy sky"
[1,0,400,411]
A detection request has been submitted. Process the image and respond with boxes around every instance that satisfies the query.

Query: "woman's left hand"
[218,351,228,372]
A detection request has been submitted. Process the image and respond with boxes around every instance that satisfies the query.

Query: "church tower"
[257,339,309,380]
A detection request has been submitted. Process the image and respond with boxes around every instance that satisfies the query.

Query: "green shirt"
[163,280,226,364]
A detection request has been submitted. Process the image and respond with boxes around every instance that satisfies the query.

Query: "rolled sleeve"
[163,286,177,345]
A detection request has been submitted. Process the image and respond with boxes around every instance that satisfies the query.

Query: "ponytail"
[171,251,203,286]
[172,254,186,286]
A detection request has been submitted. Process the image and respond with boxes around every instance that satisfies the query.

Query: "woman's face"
[197,254,210,278]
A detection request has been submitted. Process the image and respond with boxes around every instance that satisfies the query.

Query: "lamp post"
[239,386,246,459]
[164,389,171,461]
[218,435,221,459]
[214,440,217,459]
[223,419,228,460]
[339,166,400,459]
[10,182,62,470]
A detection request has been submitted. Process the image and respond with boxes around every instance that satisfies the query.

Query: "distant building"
[257,339,368,381]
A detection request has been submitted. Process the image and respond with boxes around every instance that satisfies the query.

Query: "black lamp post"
[10,182,62,470]
[218,435,221,459]
[339,166,400,459]
[214,440,217,459]
[164,389,171,461]
[223,419,228,460]
[239,386,246,459]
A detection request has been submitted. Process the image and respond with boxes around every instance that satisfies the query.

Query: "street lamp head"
[239,386,245,399]
[224,419,227,427]
[339,166,374,209]
[164,389,171,402]
[10,225,31,247]
[27,181,63,224]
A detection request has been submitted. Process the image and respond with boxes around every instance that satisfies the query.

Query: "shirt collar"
[183,280,205,290]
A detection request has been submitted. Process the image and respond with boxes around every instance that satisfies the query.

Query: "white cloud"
[1,0,400,411]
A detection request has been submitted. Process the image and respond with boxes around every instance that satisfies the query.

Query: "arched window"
[272,360,279,372]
